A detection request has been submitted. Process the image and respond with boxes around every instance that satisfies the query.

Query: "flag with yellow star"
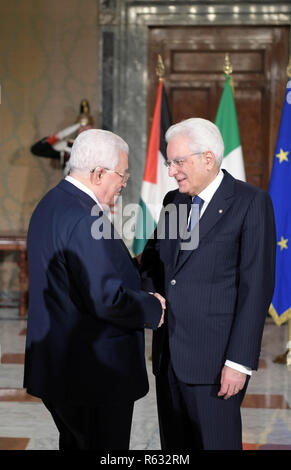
[269,80,291,325]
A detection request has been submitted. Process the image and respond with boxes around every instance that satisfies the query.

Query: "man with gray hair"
[141,118,276,449]
[24,129,165,450]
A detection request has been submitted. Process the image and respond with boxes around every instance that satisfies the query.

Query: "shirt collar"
[197,169,224,204]
[65,175,103,210]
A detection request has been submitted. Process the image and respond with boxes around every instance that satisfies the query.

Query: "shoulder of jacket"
[163,189,180,205]
[234,178,268,200]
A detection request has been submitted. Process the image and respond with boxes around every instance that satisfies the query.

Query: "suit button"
[170,279,176,286]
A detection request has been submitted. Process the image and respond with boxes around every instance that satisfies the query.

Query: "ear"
[203,151,216,170]
[90,167,103,185]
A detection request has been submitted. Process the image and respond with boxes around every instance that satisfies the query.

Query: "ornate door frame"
[98,0,291,216]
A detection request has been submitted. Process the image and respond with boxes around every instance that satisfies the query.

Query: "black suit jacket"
[141,170,276,384]
[24,180,162,405]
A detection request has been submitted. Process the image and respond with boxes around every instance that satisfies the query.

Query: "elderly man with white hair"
[24,129,165,450]
[141,118,276,450]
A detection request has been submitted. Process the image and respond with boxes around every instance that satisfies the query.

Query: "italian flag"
[132,80,177,255]
[215,74,246,181]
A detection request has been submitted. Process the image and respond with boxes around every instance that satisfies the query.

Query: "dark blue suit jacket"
[141,170,276,384]
[24,180,161,405]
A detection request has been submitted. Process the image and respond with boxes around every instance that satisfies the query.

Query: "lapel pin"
[219,209,223,214]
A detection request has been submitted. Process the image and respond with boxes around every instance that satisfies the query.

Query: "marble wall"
[0,0,99,291]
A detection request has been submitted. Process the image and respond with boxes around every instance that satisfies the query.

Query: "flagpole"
[223,52,234,93]
[223,52,232,76]
[156,54,165,82]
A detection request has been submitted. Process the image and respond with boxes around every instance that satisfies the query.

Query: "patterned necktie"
[187,195,204,231]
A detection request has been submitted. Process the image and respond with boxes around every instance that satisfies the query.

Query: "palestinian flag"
[215,74,246,181]
[132,80,177,255]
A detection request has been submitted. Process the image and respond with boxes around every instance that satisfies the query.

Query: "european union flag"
[269,80,291,325]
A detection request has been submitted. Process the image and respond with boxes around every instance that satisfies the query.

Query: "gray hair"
[165,118,224,167]
[69,129,129,172]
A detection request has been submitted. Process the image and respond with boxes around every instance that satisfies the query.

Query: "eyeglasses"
[105,169,130,184]
[164,152,203,169]
[90,168,130,184]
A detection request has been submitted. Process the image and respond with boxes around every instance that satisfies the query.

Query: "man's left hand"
[218,365,246,400]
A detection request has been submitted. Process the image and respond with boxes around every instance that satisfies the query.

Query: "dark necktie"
[187,195,204,231]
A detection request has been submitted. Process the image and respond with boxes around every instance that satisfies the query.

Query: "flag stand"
[275,321,291,367]
[272,54,291,368]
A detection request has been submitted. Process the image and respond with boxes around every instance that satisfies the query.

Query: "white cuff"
[225,360,252,376]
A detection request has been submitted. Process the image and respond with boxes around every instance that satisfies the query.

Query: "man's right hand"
[153,293,166,328]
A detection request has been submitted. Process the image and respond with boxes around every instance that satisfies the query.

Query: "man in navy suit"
[141,118,276,450]
[24,129,165,450]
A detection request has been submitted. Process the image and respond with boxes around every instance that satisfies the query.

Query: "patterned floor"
[0,308,291,451]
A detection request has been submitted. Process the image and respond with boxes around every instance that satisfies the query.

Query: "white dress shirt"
[194,170,252,376]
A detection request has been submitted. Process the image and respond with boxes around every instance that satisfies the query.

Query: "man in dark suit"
[141,118,276,450]
[24,129,165,450]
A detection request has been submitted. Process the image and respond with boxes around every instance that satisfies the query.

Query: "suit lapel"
[174,171,236,273]
[164,192,191,268]
[198,183,235,241]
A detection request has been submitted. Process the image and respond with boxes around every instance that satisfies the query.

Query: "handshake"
[153,292,166,328]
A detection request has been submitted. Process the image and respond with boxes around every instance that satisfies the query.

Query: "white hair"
[69,129,129,172]
[165,118,224,167]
